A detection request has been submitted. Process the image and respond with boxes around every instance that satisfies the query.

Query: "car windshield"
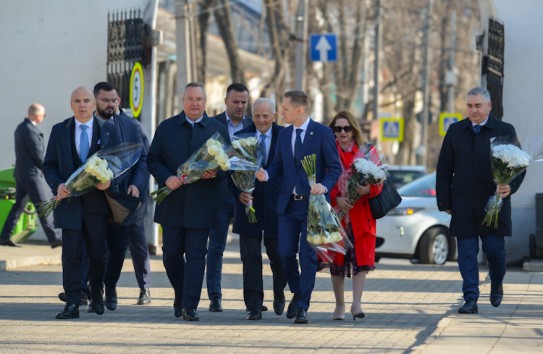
[397,172,436,197]
[388,167,426,188]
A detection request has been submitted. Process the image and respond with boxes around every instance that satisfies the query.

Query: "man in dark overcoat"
[232,98,286,320]
[147,82,229,321]
[436,87,525,314]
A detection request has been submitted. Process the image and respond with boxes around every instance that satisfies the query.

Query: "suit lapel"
[302,119,317,155]
[63,117,77,169]
[267,123,279,168]
[89,117,101,156]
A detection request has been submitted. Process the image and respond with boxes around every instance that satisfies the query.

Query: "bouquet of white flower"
[151,132,260,204]
[230,135,262,223]
[482,137,532,228]
[38,142,143,218]
[301,154,352,262]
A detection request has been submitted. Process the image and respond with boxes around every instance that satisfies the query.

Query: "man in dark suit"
[232,98,286,320]
[147,82,229,321]
[436,87,525,314]
[43,86,114,319]
[93,82,152,309]
[256,90,341,324]
[207,83,252,312]
[0,104,62,248]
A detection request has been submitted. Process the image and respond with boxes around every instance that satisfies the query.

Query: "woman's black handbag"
[369,178,402,219]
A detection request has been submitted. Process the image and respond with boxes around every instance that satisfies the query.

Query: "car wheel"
[418,227,449,265]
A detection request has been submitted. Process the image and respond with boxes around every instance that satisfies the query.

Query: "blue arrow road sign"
[309,34,337,62]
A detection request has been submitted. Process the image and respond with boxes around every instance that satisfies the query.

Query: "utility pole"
[372,0,381,123]
[420,0,433,167]
[447,10,457,112]
[294,0,308,90]
[175,0,196,98]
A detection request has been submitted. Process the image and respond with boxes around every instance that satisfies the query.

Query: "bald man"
[43,86,115,319]
[0,104,62,248]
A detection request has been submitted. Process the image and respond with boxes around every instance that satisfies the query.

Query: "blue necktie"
[474,124,481,135]
[259,134,267,167]
[294,128,303,166]
[79,125,89,162]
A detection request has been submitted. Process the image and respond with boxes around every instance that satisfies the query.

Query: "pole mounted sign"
[379,117,404,142]
[309,34,337,62]
[129,62,144,118]
[438,112,463,136]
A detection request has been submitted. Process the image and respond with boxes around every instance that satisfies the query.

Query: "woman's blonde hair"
[328,110,367,147]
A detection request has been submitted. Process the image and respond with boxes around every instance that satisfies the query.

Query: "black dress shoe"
[246,309,262,320]
[50,240,62,249]
[209,298,222,312]
[137,288,151,305]
[273,297,286,315]
[286,294,299,319]
[490,283,503,307]
[56,303,79,319]
[0,239,21,247]
[245,305,268,312]
[182,308,200,321]
[105,288,118,311]
[294,308,308,324]
[458,299,478,314]
[58,292,88,306]
[173,296,183,318]
[90,300,105,315]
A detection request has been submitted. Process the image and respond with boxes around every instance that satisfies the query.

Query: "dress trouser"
[457,235,506,302]
[104,219,151,291]
[239,233,286,311]
[277,198,317,311]
[162,226,209,309]
[62,212,107,305]
[0,178,61,244]
[206,192,235,300]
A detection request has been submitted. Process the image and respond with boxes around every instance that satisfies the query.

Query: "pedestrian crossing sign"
[380,118,404,142]
[439,112,463,136]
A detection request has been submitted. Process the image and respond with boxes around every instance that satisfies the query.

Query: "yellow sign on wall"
[439,112,463,136]
[379,117,404,142]
[129,62,144,118]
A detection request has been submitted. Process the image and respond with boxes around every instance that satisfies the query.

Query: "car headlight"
[387,207,424,216]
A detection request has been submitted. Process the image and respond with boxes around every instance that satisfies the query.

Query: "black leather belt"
[292,194,304,201]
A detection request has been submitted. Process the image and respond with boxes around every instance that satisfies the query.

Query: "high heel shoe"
[333,305,345,320]
[350,308,365,320]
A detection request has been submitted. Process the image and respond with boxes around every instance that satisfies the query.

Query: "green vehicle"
[0,167,38,243]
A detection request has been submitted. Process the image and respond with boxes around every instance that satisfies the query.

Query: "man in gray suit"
[0,104,62,248]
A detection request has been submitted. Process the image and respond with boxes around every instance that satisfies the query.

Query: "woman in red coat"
[325,111,382,320]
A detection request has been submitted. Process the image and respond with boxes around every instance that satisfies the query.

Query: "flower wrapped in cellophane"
[335,144,388,222]
[151,132,260,204]
[38,142,143,218]
[230,135,263,223]
[483,136,538,228]
[301,154,352,262]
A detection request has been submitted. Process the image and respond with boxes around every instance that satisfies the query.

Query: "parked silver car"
[375,172,456,265]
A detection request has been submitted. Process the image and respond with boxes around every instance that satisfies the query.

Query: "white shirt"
[291,117,311,155]
[185,115,203,126]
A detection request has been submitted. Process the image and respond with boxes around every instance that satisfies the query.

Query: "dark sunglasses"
[333,126,353,133]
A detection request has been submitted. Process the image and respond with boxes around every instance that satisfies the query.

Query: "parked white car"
[375,172,456,265]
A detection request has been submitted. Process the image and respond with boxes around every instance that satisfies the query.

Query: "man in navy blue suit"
[147,82,229,321]
[44,86,114,319]
[256,90,341,324]
[207,83,252,312]
[232,98,286,320]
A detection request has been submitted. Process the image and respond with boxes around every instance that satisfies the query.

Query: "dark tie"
[79,125,89,162]
[259,134,267,167]
[474,124,481,134]
[294,128,303,166]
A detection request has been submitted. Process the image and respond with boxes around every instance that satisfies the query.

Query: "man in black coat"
[0,104,62,248]
[93,82,152,309]
[232,98,286,320]
[43,86,115,319]
[147,82,229,321]
[436,87,525,314]
[207,83,252,312]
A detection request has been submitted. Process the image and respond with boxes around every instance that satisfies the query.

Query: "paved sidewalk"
[1,234,542,353]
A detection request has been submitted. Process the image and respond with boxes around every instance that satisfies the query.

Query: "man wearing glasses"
[147,82,229,321]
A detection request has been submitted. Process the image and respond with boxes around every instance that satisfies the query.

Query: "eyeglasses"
[96,98,119,104]
[333,126,354,133]
[184,97,205,104]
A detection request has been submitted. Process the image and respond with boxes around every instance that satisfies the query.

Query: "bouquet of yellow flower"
[301,154,352,262]
[230,135,262,223]
[38,142,143,218]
